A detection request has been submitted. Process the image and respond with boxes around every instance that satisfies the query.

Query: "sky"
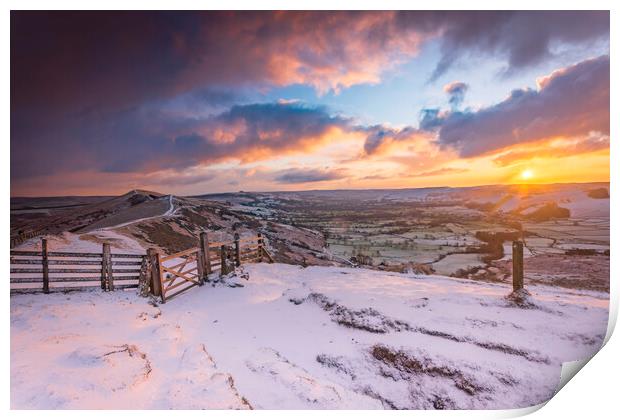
[10,11,610,196]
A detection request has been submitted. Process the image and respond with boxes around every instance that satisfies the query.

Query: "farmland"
[203,183,610,290]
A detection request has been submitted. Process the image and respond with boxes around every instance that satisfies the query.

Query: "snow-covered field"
[431,253,485,276]
[11,263,609,409]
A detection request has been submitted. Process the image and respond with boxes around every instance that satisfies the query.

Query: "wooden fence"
[147,232,273,303]
[10,232,274,301]
[10,238,147,293]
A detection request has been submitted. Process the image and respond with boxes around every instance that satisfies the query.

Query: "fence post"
[199,232,211,276]
[102,243,114,291]
[147,248,162,298]
[234,233,241,267]
[100,244,106,290]
[512,240,524,291]
[257,233,263,262]
[196,250,205,286]
[42,238,49,294]
[221,245,229,276]
[138,255,151,296]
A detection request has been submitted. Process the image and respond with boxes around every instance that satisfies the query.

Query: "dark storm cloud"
[434,55,609,157]
[274,168,347,184]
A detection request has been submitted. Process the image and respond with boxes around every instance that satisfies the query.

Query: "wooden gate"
[148,232,271,303]
[156,247,204,303]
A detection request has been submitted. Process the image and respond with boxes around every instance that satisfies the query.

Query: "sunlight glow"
[520,169,534,180]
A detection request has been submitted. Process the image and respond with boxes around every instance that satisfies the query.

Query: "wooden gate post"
[41,238,49,294]
[102,243,114,291]
[196,251,205,286]
[234,233,241,267]
[147,248,162,298]
[220,245,228,275]
[138,255,151,296]
[199,232,211,276]
[257,233,263,262]
[512,240,524,291]
[100,244,106,290]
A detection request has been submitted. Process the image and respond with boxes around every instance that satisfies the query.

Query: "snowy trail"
[163,194,176,217]
[96,195,176,231]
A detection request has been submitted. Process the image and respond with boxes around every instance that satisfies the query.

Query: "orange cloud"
[492,133,609,166]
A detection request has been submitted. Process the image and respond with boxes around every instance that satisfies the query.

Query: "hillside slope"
[10,264,608,409]
[10,190,165,235]
[12,190,330,265]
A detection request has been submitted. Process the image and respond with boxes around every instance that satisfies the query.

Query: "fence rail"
[10,238,146,293]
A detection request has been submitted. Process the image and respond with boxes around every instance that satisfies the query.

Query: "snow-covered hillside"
[10,263,608,409]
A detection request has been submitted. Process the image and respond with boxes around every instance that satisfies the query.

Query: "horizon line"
[10,180,610,199]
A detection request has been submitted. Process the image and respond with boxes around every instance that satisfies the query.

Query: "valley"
[11,182,610,292]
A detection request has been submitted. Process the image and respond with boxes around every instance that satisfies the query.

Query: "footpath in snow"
[10,263,609,409]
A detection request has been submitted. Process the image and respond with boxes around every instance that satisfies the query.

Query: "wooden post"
[100,244,106,290]
[199,232,211,276]
[139,255,151,296]
[196,251,205,286]
[102,243,114,291]
[220,245,228,275]
[512,240,524,291]
[148,248,162,299]
[257,233,263,263]
[234,232,241,267]
[42,238,49,294]
[157,254,166,303]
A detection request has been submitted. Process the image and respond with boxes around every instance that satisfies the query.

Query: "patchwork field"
[204,183,609,291]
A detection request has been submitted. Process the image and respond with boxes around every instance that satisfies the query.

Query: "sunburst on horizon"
[520,169,535,181]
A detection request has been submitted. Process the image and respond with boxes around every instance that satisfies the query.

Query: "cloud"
[419,109,448,131]
[493,133,610,166]
[12,11,607,114]
[407,11,610,80]
[443,81,469,109]
[360,174,391,180]
[10,11,610,195]
[10,11,430,114]
[273,168,347,184]
[433,55,609,157]
[10,101,354,180]
[362,125,425,155]
[112,102,355,173]
[410,167,468,177]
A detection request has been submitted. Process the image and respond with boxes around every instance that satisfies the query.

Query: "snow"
[11,263,608,409]
[15,230,145,254]
[496,187,609,219]
[431,253,484,275]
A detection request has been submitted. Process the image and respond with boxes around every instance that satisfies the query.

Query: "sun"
[520,169,534,180]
